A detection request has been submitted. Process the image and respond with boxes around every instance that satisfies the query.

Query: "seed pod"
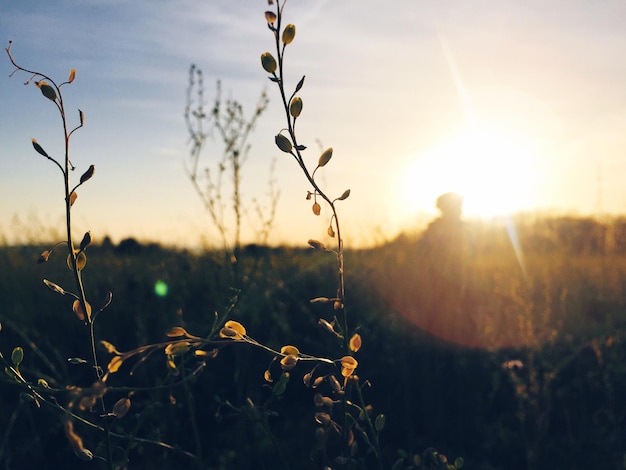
[349,333,362,352]
[11,347,24,367]
[166,326,189,338]
[273,371,290,396]
[280,354,298,370]
[264,11,277,24]
[72,299,92,322]
[282,24,296,44]
[261,52,277,73]
[79,165,95,184]
[290,97,303,118]
[312,202,321,216]
[100,340,121,355]
[36,81,57,101]
[164,341,191,356]
[318,148,333,167]
[37,250,51,264]
[79,231,92,251]
[112,397,131,419]
[107,355,124,374]
[375,414,386,432]
[337,189,351,201]
[43,279,65,295]
[280,345,300,356]
[275,133,293,153]
[68,69,76,83]
[31,139,49,158]
[308,239,326,250]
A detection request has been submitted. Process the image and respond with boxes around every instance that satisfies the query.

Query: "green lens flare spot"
[154,280,168,297]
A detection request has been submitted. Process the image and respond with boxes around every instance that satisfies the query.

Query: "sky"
[1,0,626,249]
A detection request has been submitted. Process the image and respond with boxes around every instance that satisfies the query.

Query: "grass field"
[1,218,625,469]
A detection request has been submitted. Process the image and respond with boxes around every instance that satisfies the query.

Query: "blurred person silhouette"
[412,192,473,338]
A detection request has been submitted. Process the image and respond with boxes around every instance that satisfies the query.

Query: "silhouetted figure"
[413,192,472,337]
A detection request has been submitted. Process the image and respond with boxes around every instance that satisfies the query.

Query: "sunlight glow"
[400,121,541,219]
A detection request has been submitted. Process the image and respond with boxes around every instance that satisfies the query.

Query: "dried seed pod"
[318,148,333,167]
[282,24,296,44]
[219,320,246,339]
[68,69,76,83]
[43,279,65,295]
[290,96,303,118]
[275,133,293,153]
[72,299,92,322]
[35,81,57,101]
[308,239,326,250]
[79,165,95,184]
[280,345,300,356]
[107,356,124,374]
[112,397,131,419]
[337,189,351,201]
[261,52,277,73]
[280,354,298,370]
[349,333,362,353]
[264,11,277,24]
[11,347,24,367]
[164,341,191,356]
[31,138,49,158]
[37,250,51,264]
[165,326,189,338]
[100,340,121,355]
[312,202,321,215]
[79,231,92,251]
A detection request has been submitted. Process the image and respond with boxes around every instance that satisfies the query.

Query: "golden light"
[399,120,542,220]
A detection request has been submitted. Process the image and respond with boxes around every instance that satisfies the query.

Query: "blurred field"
[1,216,625,469]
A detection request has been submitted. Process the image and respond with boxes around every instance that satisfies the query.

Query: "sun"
[399,121,541,220]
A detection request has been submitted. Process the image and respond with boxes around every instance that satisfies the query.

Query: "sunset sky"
[1,1,625,248]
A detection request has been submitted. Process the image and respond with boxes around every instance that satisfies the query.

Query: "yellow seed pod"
[318,148,333,167]
[349,333,362,352]
[72,299,92,322]
[280,354,298,370]
[107,355,124,374]
[261,52,277,73]
[340,356,358,370]
[312,202,321,216]
[264,11,277,24]
[164,341,191,356]
[290,96,303,118]
[282,24,296,44]
[219,320,246,339]
[280,345,300,356]
[165,326,189,338]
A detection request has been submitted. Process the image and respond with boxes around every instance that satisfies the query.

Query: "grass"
[1,230,625,469]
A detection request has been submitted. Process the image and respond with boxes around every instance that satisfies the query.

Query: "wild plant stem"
[181,364,203,469]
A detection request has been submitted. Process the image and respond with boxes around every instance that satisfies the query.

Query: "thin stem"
[181,364,203,469]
